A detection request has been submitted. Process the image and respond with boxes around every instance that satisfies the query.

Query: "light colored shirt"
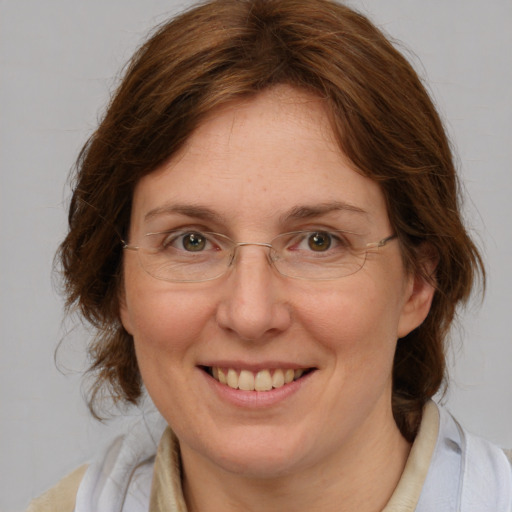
[27,401,512,511]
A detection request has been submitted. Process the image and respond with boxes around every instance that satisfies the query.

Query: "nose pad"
[227,249,237,268]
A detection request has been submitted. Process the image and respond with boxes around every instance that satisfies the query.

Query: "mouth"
[201,366,315,392]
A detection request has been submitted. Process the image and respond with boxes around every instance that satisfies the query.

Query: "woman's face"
[120,86,433,479]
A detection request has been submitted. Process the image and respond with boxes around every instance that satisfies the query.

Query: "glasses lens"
[270,231,367,280]
[137,231,233,282]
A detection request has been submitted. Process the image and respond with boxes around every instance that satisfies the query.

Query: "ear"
[118,288,134,336]
[397,250,437,338]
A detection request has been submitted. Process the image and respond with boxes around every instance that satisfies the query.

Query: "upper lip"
[198,361,315,372]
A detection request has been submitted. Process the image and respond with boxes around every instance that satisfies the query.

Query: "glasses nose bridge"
[235,241,273,250]
[228,240,275,268]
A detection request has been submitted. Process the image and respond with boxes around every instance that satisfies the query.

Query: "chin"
[213,447,307,479]
[182,424,314,479]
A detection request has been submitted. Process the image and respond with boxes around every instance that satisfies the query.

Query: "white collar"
[74,401,512,512]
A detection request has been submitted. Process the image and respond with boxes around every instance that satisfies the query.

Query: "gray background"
[1,1,511,510]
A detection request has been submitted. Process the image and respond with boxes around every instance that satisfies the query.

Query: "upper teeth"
[211,367,305,391]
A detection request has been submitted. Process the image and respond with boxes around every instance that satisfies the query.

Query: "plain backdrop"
[1,1,511,510]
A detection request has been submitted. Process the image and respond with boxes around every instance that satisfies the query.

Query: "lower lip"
[200,369,314,408]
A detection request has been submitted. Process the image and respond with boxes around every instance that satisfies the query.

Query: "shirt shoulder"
[417,405,512,511]
[26,465,88,512]
[460,427,512,510]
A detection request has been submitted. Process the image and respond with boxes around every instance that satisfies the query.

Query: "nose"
[215,245,292,342]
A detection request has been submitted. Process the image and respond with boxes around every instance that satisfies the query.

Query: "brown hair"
[58,0,484,440]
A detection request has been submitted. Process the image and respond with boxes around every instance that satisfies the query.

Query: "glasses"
[122,230,396,283]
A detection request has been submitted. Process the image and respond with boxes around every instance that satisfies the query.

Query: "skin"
[120,85,435,512]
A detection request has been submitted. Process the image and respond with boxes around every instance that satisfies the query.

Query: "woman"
[29,0,511,510]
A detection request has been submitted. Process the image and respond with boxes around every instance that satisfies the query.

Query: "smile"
[204,367,313,391]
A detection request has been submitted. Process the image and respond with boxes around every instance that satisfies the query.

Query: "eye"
[160,231,213,252]
[285,230,351,255]
[181,232,206,252]
[307,232,332,252]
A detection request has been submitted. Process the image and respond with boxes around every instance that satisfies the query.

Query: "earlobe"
[119,291,134,336]
[397,266,436,339]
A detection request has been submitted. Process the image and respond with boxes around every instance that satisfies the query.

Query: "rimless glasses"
[122,229,397,283]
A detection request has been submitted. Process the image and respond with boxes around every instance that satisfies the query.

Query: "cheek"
[125,286,218,413]
[122,287,218,431]
[132,294,214,349]
[295,278,404,361]
[290,280,403,437]
[122,265,217,366]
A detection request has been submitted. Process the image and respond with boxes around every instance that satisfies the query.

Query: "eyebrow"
[279,201,369,223]
[144,200,368,224]
[144,204,223,223]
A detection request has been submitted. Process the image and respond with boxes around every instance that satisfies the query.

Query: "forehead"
[131,86,389,234]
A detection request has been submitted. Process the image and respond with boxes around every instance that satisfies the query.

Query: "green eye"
[308,232,332,252]
[182,232,206,251]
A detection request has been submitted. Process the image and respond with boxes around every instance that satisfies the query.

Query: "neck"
[181,408,411,512]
